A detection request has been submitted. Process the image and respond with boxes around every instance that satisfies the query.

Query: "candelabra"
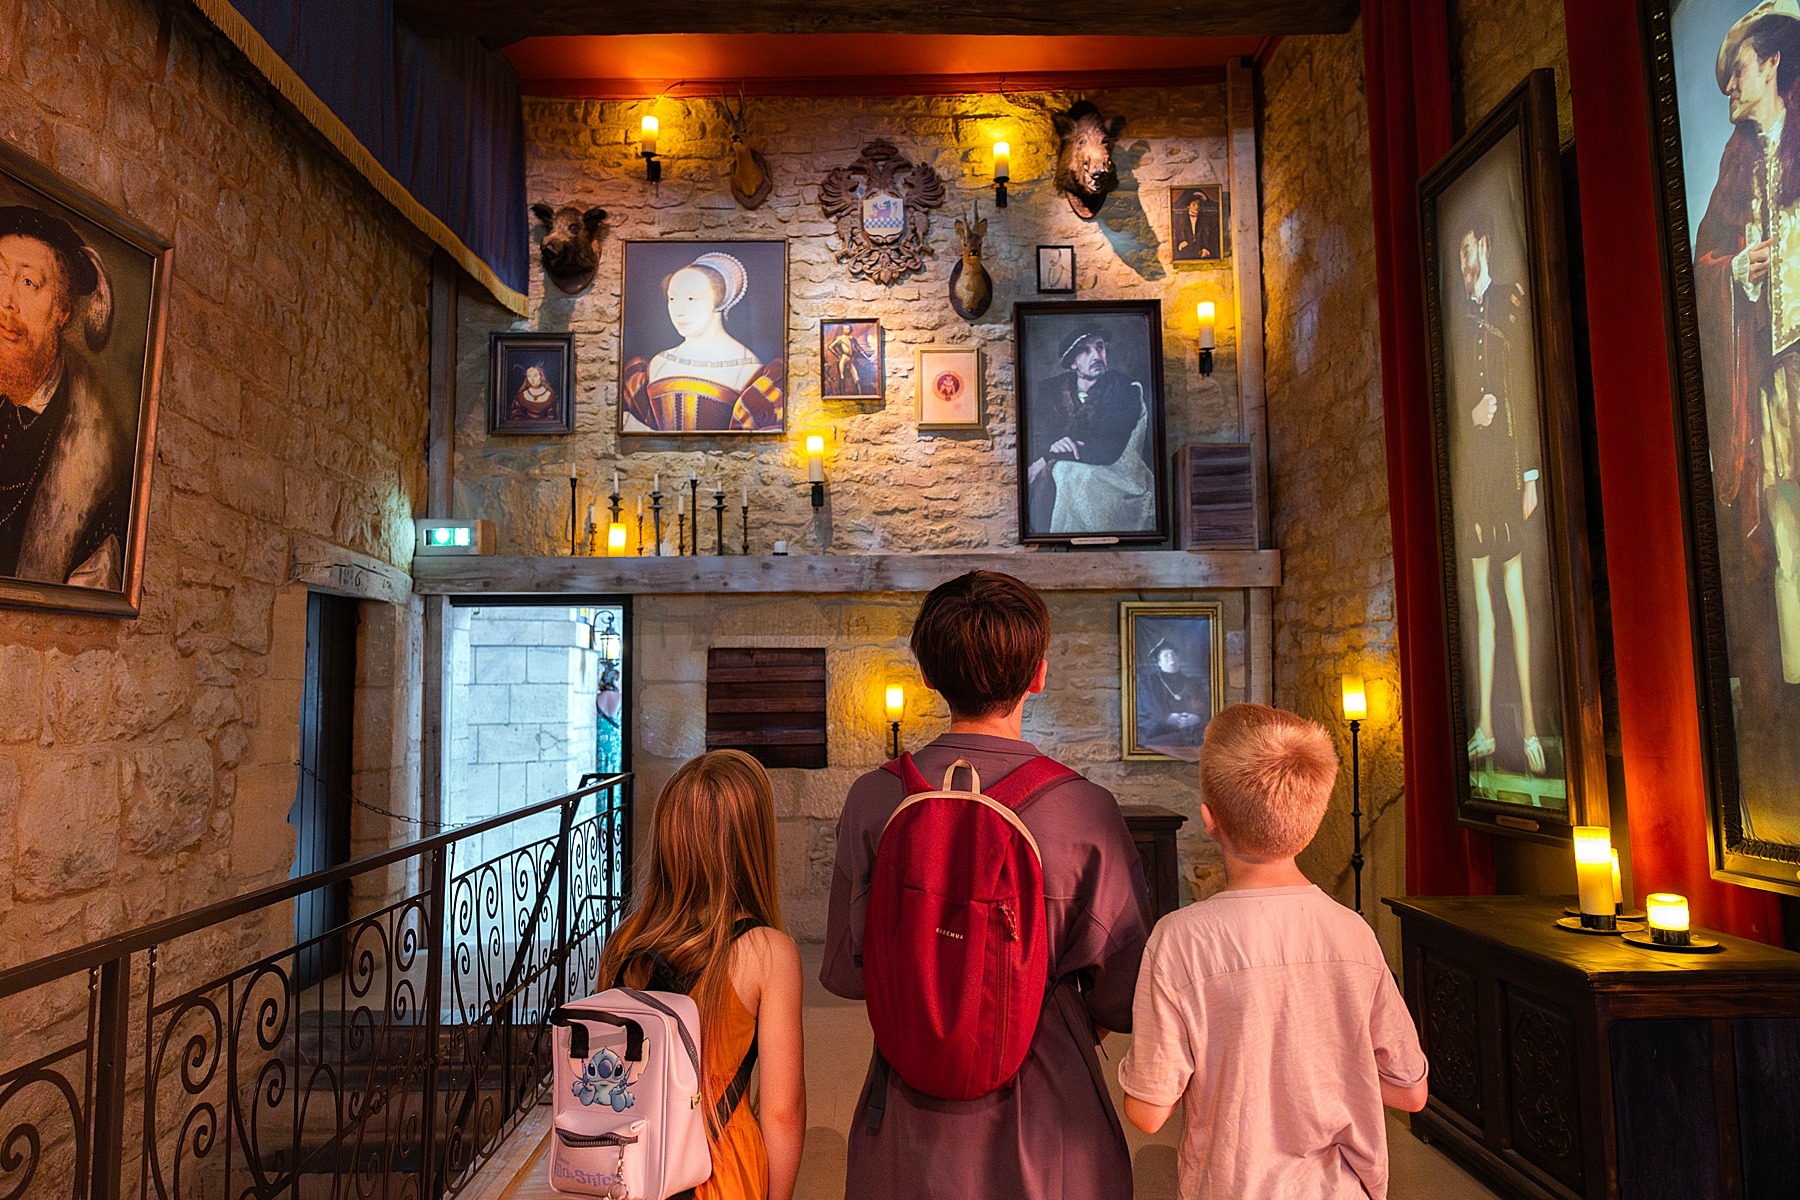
[712,487,727,555]
[677,511,687,559]
[650,489,664,558]
[741,500,750,555]
[608,486,622,526]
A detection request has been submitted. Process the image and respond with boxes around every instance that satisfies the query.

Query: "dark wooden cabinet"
[1385,895,1800,1200]
[1121,805,1187,921]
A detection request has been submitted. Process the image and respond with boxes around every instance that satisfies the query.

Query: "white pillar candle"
[1572,826,1614,921]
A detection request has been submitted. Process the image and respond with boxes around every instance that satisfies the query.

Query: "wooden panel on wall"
[1176,444,1259,549]
[706,648,827,769]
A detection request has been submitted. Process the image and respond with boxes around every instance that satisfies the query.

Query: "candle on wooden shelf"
[1572,826,1616,928]
[653,472,660,493]
[607,522,628,556]
[1646,893,1691,946]
[1196,301,1217,350]
[677,493,684,515]
[637,496,644,516]
[1611,850,1624,911]
[613,470,620,495]
[742,485,749,507]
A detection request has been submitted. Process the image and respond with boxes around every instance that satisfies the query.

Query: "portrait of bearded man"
[0,204,134,592]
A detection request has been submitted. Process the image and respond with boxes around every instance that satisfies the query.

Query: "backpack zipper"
[997,900,1018,1078]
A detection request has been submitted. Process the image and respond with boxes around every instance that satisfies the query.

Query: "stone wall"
[457,86,1243,551]
[0,0,431,994]
[1261,25,1409,960]
[1452,0,1573,143]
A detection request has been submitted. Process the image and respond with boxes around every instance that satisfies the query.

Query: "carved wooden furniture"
[1121,805,1187,922]
[1386,895,1800,1200]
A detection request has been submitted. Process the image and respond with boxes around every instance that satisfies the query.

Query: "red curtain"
[1564,1,1781,941]
[1363,0,1498,896]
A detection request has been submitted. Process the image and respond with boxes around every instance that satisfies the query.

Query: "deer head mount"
[949,206,992,321]
[722,89,773,210]
[530,202,607,293]
[1053,100,1127,220]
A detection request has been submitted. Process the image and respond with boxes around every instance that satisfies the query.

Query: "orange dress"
[695,983,765,1200]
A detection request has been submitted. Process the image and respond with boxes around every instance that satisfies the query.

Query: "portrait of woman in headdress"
[620,241,787,434]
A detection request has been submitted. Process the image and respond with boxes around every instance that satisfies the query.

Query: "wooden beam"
[410,549,1282,596]
[397,0,1358,39]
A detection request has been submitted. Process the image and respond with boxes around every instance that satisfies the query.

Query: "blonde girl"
[596,751,804,1200]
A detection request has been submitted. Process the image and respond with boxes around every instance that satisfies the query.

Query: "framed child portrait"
[489,332,574,435]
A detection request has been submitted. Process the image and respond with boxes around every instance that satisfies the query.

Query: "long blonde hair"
[596,750,782,1128]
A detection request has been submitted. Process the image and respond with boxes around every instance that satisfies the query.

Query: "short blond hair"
[1199,704,1339,858]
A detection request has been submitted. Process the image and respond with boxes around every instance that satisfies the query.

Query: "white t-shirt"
[1118,885,1427,1200]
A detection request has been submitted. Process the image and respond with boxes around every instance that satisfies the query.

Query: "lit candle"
[885,682,906,721]
[1611,850,1624,911]
[1572,826,1615,927]
[1196,301,1216,350]
[1646,893,1691,946]
[993,140,1011,183]
[640,114,658,157]
[607,522,628,556]
[1341,674,1367,721]
[806,434,825,483]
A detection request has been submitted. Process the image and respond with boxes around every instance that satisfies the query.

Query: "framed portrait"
[1419,69,1606,845]
[820,319,883,402]
[619,240,787,435]
[1014,300,1169,545]
[489,332,574,435]
[915,346,983,430]
[1036,245,1076,294]
[1645,0,1800,893]
[1170,185,1230,267]
[1120,601,1224,761]
[0,138,170,619]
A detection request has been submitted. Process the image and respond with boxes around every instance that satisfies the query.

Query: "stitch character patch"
[571,1047,636,1112]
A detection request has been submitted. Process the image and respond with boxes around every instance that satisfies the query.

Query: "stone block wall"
[456,85,1245,552]
[1453,0,1573,143]
[0,0,431,996]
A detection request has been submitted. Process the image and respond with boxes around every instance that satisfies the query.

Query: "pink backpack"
[862,754,1077,1103]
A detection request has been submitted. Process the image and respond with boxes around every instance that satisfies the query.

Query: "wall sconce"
[1196,301,1216,377]
[1341,673,1367,914]
[885,682,905,758]
[806,432,826,508]
[640,115,662,182]
[607,521,629,556]
[993,140,1010,209]
[1571,826,1617,931]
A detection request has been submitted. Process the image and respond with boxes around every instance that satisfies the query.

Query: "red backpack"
[862,753,1078,1102]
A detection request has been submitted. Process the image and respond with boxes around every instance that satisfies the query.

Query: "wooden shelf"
[410,549,1281,596]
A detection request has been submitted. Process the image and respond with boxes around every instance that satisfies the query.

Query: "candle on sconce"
[1196,301,1217,350]
[884,683,905,722]
[993,141,1010,181]
[1572,826,1616,929]
[607,522,628,556]
[806,434,825,483]
[1646,893,1691,946]
[640,114,659,157]
[1341,674,1367,722]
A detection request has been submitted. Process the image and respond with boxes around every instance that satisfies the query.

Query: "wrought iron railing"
[0,774,632,1200]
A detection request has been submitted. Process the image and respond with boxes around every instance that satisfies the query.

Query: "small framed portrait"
[1420,70,1604,844]
[0,137,171,619]
[820,319,884,402]
[489,332,574,435]
[1014,300,1169,545]
[620,240,787,435]
[915,346,984,430]
[1120,601,1224,761]
[1170,185,1229,267]
[1036,245,1076,294]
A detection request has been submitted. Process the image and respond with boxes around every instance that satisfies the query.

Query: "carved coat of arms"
[820,140,945,285]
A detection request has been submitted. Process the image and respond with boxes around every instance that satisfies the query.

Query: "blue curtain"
[222,0,527,296]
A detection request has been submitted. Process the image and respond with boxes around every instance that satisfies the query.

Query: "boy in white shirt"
[1118,703,1429,1199]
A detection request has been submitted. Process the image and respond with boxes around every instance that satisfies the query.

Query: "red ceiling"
[503,34,1275,98]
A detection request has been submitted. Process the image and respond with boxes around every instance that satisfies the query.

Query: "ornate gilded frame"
[1119,600,1225,762]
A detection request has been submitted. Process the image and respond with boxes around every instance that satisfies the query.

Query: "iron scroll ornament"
[820,140,946,285]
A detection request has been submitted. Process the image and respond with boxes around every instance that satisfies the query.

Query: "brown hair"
[1199,703,1339,858]
[910,571,1050,718]
[596,750,783,1136]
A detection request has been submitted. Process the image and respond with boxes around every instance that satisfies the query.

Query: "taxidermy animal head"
[722,90,773,210]
[949,206,992,321]
[1053,100,1127,219]
[531,202,607,293]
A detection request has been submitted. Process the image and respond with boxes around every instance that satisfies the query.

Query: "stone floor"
[502,945,1502,1199]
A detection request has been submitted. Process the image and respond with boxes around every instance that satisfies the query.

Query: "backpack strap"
[880,752,934,795]
[619,987,703,1079]
[550,1006,646,1064]
[980,756,1080,812]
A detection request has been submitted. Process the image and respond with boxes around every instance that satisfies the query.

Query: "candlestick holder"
[568,475,579,556]
[688,478,701,552]
[608,488,622,525]
[636,510,646,556]
[1349,717,1363,915]
[584,516,598,557]
[650,490,664,558]
[741,503,750,555]
[713,489,726,556]
[677,512,687,558]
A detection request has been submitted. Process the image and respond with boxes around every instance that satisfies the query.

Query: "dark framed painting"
[1120,601,1224,761]
[0,137,170,619]
[1014,300,1168,546]
[619,240,787,435]
[1170,185,1230,267]
[489,332,574,435]
[1036,245,1076,293]
[1419,69,1607,845]
[820,318,883,402]
[1645,0,1800,894]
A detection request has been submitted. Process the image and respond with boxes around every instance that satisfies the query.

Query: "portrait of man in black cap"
[1024,327,1154,534]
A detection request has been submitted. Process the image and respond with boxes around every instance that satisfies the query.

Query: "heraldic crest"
[820,140,945,285]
